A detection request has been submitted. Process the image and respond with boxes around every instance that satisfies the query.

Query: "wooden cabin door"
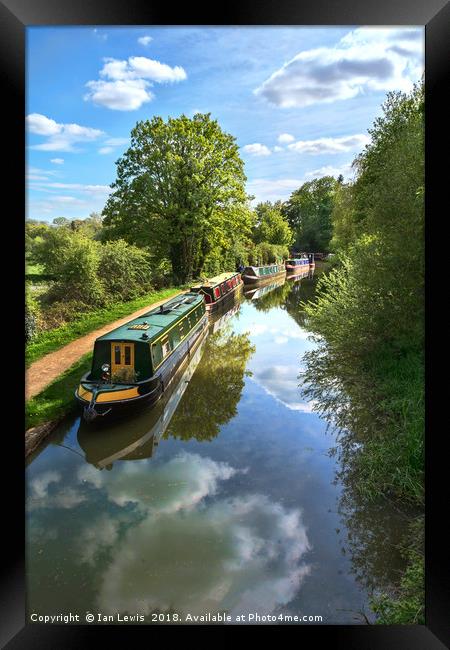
[111,342,135,375]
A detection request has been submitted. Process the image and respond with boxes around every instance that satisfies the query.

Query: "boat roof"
[191,271,238,289]
[96,292,203,343]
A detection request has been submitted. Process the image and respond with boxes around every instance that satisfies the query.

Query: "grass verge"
[371,516,424,624]
[26,353,92,429]
[26,286,182,366]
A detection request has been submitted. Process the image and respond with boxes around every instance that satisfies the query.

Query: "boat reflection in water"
[243,274,287,301]
[77,295,245,469]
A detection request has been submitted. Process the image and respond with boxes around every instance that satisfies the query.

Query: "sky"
[26,26,424,222]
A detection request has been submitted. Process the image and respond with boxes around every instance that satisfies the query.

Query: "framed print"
[2,0,449,646]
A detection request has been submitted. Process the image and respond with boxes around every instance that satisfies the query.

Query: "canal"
[26,267,410,625]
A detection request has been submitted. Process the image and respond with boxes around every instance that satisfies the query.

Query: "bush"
[25,286,42,342]
[39,300,93,331]
[248,242,289,265]
[43,233,106,307]
[98,240,153,300]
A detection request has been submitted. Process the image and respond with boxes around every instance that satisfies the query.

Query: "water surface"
[26,269,408,624]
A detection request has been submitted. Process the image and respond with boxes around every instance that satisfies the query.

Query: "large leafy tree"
[282,176,339,252]
[102,113,249,283]
[253,201,293,247]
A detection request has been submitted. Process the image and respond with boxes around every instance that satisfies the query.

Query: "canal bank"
[26,267,414,624]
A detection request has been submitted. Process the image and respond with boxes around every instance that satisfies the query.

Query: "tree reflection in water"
[300,334,420,608]
[166,325,255,442]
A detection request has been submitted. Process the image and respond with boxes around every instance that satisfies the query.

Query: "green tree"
[282,176,339,252]
[330,183,358,251]
[98,240,153,301]
[103,113,248,283]
[253,201,293,247]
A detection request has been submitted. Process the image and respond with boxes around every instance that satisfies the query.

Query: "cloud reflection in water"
[75,452,311,617]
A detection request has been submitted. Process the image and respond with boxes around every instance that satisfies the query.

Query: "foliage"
[330,183,358,251]
[97,239,153,301]
[300,82,424,506]
[45,232,106,306]
[25,286,41,343]
[371,517,424,624]
[253,201,293,247]
[103,113,249,283]
[248,242,290,265]
[110,367,139,384]
[282,176,339,251]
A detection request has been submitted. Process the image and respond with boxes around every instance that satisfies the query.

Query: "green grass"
[357,345,424,505]
[371,516,424,624]
[26,286,183,366]
[26,353,92,429]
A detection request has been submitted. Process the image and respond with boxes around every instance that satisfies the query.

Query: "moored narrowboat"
[242,263,286,285]
[77,330,209,468]
[75,292,208,422]
[285,257,310,274]
[190,271,243,310]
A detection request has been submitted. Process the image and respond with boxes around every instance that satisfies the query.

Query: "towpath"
[26,290,184,401]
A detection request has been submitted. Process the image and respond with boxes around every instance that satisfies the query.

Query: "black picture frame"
[4,0,449,646]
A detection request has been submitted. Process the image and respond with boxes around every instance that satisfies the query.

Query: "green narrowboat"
[77,329,209,468]
[75,292,208,422]
[242,263,286,285]
[190,271,243,310]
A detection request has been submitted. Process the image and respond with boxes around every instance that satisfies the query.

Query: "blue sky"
[26,26,423,222]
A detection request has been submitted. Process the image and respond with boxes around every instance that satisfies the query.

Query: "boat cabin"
[88,292,206,383]
[190,271,242,306]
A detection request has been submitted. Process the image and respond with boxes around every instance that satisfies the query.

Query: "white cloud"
[278,133,295,144]
[247,178,304,203]
[273,145,284,152]
[304,162,354,181]
[26,113,104,152]
[26,113,62,136]
[255,27,423,108]
[29,181,111,196]
[85,56,187,111]
[104,137,128,146]
[138,35,153,46]
[98,137,128,155]
[242,143,271,157]
[85,78,154,111]
[288,133,370,155]
[50,158,64,164]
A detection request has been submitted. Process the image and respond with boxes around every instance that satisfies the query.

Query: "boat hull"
[286,265,310,275]
[75,316,208,423]
[242,269,286,285]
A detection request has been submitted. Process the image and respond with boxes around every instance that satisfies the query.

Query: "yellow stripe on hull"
[77,385,140,403]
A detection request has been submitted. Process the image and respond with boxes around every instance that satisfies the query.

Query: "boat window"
[171,326,181,348]
[152,342,163,367]
[214,287,221,299]
[124,346,131,365]
[161,337,171,358]
[114,345,121,365]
